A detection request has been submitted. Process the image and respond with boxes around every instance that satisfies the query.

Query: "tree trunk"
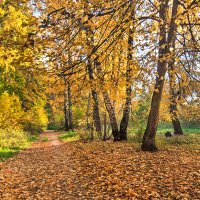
[102,91,120,141]
[119,87,131,140]
[142,0,180,151]
[169,62,183,135]
[92,90,102,137]
[85,15,102,137]
[167,0,183,135]
[85,93,94,141]
[141,0,169,151]
[94,57,120,141]
[63,76,69,131]
[103,111,107,141]
[87,60,102,137]
[119,10,135,140]
[67,81,73,131]
[172,117,183,135]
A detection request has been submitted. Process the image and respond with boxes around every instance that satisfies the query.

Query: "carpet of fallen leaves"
[0,132,200,200]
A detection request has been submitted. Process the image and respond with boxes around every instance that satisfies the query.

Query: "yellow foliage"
[0,128,28,149]
[0,92,24,129]
[22,105,48,133]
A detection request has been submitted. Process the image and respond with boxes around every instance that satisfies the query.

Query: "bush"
[0,92,23,129]
[0,128,28,149]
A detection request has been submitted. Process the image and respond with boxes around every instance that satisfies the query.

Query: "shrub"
[0,128,28,149]
[0,92,23,129]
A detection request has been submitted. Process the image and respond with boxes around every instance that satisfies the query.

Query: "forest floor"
[0,131,200,200]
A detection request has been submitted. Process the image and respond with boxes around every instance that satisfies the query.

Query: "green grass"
[28,134,39,142]
[157,127,200,134]
[58,131,79,142]
[0,134,39,162]
[41,137,48,142]
[129,127,200,135]
[128,127,200,148]
[0,149,20,162]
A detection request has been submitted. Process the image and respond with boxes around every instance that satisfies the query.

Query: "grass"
[0,134,39,162]
[28,134,39,142]
[0,149,20,162]
[41,137,48,142]
[128,127,200,150]
[157,127,200,134]
[58,131,79,142]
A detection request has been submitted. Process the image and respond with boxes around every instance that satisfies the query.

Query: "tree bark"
[102,91,120,141]
[141,0,169,151]
[167,0,183,135]
[68,81,73,131]
[63,76,69,131]
[119,86,131,140]
[95,57,120,141]
[86,93,91,131]
[103,111,107,141]
[85,12,102,137]
[169,61,183,135]
[91,90,102,137]
[119,9,135,140]
[87,60,102,137]
[142,0,180,151]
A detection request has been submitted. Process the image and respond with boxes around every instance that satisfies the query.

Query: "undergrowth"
[0,129,39,162]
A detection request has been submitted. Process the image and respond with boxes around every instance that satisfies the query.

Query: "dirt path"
[0,131,79,199]
[38,131,63,147]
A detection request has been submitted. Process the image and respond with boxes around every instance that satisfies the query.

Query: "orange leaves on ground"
[0,138,200,199]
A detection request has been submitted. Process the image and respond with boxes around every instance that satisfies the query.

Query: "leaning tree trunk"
[95,57,120,141]
[141,0,169,151]
[63,75,69,131]
[102,91,120,141]
[142,0,179,151]
[68,81,73,131]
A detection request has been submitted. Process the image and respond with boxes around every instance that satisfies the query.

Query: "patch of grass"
[128,128,200,150]
[0,148,20,162]
[0,131,39,162]
[157,127,200,134]
[28,134,39,142]
[59,131,79,142]
[41,137,48,142]
[157,134,200,146]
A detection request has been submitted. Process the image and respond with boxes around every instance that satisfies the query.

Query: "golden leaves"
[1,139,199,199]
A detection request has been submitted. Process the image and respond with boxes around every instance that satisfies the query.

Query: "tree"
[141,0,169,151]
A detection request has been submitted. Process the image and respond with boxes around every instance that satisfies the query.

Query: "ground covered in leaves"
[0,132,200,199]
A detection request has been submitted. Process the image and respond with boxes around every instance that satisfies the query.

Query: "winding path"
[0,131,79,200]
